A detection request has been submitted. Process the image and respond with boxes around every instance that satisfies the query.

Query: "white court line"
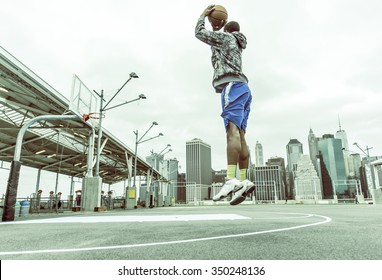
[0,214,250,224]
[252,214,313,220]
[0,213,331,256]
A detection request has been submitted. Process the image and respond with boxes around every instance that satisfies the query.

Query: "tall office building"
[286,139,303,197]
[347,153,362,178]
[186,138,212,185]
[317,134,347,194]
[286,139,303,173]
[335,118,349,153]
[186,138,212,201]
[335,119,350,177]
[159,158,179,200]
[317,152,333,198]
[308,128,320,171]
[160,158,179,182]
[255,141,264,166]
[266,157,288,198]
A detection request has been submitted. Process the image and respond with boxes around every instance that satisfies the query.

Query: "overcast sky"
[1,0,382,197]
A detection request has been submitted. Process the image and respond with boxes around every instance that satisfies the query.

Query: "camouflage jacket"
[195,15,249,93]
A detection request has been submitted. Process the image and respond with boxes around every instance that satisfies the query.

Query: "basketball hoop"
[82,112,105,121]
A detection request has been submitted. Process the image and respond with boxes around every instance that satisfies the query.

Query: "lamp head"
[152,121,158,125]
[130,72,139,78]
[159,133,164,136]
[139,94,146,99]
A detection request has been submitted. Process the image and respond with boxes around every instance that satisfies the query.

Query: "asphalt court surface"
[0,204,381,260]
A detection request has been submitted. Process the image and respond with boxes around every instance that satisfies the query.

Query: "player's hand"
[202,4,215,17]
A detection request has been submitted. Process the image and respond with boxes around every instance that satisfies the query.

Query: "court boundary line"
[0,213,250,224]
[0,213,331,256]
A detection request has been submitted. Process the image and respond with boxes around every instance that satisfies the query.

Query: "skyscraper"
[186,138,212,185]
[347,153,362,178]
[286,139,303,173]
[160,158,179,182]
[160,158,179,201]
[317,134,347,194]
[255,141,264,166]
[308,128,320,171]
[286,139,303,198]
[335,118,349,153]
[266,157,288,198]
[335,118,350,177]
[186,138,212,201]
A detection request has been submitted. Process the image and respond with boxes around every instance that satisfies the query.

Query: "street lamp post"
[353,142,372,158]
[93,72,141,177]
[158,144,171,157]
[133,121,163,187]
[158,149,172,179]
[102,72,139,110]
[149,145,172,178]
[160,149,172,163]
[79,72,143,212]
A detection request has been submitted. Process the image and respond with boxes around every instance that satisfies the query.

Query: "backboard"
[69,74,100,126]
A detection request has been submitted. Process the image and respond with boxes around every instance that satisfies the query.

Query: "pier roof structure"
[0,46,159,185]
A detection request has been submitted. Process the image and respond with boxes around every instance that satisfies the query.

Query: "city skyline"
[1,122,379,199]
[252,124,379,167]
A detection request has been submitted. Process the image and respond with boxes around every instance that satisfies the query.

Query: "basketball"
[208,5,228,27]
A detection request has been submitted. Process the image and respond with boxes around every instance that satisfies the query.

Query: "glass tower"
[317,134,347,194]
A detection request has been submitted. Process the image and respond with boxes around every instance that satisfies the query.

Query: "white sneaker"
[230,179,255,205]
[213,178,241,201]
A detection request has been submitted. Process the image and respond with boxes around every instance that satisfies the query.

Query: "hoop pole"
[3,114,81,222]
[95,90,104,177]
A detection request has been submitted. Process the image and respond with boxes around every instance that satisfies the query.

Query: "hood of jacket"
[231,31,247,49]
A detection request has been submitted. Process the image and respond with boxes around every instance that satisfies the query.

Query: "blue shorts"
[220,82,252,133]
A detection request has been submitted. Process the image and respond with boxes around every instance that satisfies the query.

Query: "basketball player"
[195,5,255,205]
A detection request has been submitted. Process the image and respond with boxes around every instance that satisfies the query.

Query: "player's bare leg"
[238,129,249,170]
[230,128,255,205]
[213,121,241,201]
[226,121,241,166]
